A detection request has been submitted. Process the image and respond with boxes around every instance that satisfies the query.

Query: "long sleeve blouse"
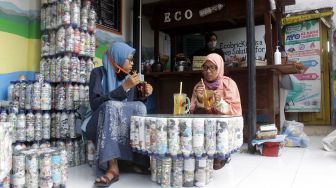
[89,67,135,112]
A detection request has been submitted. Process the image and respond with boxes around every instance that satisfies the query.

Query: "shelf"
[267,63,304,74]
[144,70,201,78]
[226,63,303,74]
[144,63,302,78]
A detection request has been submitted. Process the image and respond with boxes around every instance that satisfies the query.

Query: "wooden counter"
[145,63,301,77]
[145,64,301,126]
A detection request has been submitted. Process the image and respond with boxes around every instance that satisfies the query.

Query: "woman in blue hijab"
[86,42,153,187]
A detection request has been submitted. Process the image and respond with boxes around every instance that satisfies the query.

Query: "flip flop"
[94,170,119,187]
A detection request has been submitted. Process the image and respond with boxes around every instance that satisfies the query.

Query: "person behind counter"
[193,32,225,60]
[279,49,293,131]
[85,42,153,187]
[190,53,242,170]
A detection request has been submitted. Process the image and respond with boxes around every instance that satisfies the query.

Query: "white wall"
[142,0,161,60]
[142,13,154,48]
[123,0,133,42]
[143,0,161,4]
[0,0,38,12]
[142,0,161,48]
[29,0,39,11]
[96,0,134,44]
[0,0,39,17]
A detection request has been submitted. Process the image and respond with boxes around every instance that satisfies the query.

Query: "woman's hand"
[195,84,205,104]
[145,82,153,96]
[122,73,140,91]
[213,90,221,103]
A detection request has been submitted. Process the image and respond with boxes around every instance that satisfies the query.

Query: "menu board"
[93,0,121,32]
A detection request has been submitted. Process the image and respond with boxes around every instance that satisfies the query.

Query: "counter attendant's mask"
[207,41,217,49]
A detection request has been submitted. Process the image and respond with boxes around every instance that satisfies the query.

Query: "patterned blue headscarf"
[102,42,135,93]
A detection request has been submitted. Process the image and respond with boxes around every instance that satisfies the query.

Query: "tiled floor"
[67,136,336,188]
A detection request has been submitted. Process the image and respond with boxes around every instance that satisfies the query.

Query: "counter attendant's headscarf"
[190,53,242,115]
[102,42,135,93]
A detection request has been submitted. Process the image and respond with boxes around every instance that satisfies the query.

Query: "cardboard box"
[256,130,277,140]
[192,56,206,70]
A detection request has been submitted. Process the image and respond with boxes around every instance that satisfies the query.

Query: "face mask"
[116,70,128,80]
[207,41,217,49]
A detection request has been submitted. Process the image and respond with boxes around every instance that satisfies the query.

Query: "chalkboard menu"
[93,0,122,33]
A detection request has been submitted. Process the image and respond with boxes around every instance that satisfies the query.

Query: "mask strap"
[105,50,129,75]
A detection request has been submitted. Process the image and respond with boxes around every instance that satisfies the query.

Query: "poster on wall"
[284,19,321,112]
[216,25,266,65]
[333,30,336,97]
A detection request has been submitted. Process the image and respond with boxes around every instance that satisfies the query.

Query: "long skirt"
[87,100,149,176]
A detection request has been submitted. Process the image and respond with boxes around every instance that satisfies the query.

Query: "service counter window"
[93,0,122,34]
[172,33,205,72]
[177,33,205,59]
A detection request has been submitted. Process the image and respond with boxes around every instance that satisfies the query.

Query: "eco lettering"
[164,9,193,23]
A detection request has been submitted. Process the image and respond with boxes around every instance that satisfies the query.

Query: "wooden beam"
[272,19,278,63]
[282,0,296,6]
[144,0,269,32]
[226,18,238,26]
[275,0,295,6]
[264,11,273,64]
[154,30,159,63]
[170,34,176,72]
[271,11,277,22]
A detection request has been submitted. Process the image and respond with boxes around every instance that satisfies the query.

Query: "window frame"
[95,0,123,35]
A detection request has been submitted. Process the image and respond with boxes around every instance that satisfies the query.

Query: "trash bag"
[285,133,309,148]
[322,129,336,151]
[282,120,309,147]
[283,120,304,137]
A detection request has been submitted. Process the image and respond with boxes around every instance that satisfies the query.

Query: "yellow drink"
[173,93,190,115]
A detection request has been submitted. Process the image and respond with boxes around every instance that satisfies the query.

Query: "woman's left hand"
[213,90,221,103]
[145,82,153,96]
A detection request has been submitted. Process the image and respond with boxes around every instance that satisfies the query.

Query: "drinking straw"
[179,82,183,114]
[201,79,210,107]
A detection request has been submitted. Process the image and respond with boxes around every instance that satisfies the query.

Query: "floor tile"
[66,136,336,188]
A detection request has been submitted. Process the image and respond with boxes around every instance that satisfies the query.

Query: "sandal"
[213,158,227,170]
[94,170,119,187]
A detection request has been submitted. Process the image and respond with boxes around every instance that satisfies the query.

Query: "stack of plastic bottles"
[39,0,98,170]
[0,122,13,188]
[11,146,68,188]
[130,115,244,187]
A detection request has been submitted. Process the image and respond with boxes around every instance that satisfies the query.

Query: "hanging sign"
[156,1,227,29]
[217,25,266,63]
[281,11,333,25]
